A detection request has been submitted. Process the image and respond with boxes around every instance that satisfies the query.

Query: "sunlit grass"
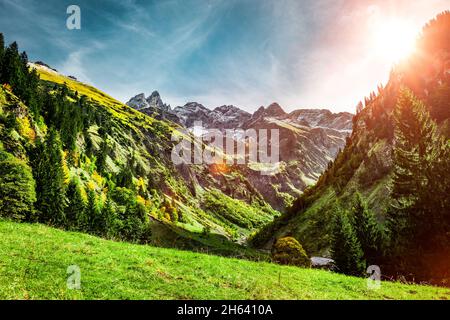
[0,220,448,300]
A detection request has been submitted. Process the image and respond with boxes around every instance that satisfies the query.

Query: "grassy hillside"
[0,220,448,300]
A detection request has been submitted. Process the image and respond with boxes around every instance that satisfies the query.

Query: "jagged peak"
[148,90,161,99]
[265,102,286,116]
[214,105,251,116]
[132,93,146,99]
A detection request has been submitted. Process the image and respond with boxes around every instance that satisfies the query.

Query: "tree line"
[330,88,449,283]
[0,33,161,243]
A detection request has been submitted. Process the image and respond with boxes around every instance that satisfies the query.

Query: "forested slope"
[251,12,450,285]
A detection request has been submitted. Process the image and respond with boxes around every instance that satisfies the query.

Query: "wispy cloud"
[1,0,449,113]
[59,40,105,85]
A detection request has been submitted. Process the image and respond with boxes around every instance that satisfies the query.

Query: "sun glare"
[372,19,418,63]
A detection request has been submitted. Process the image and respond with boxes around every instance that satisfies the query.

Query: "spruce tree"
[0,33,4,81]
[65,178,86,229]
[390,88,442,246]
[350,193,382,263]
[86,189,102,234]
[33,129,67,226]
[389,88,449,280]
[102,194,117,238]
[1,42,20,88]
[0,33,4,56]
[0,151,36,221]
[96,140,109,174]
[331,208,366,276]
[392,88,436,206]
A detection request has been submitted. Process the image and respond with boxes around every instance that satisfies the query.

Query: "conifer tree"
[86,189,102,234]
[1,42,20,88]
[0,33,4,56]
[96,140,109,174]
[350,193,382,263]
[0,151,36,221]
[0,33,4,80]
[102,194,117,237]
[65,178,86,229]
[33,128,67,226]
[331,208,366,276]
[389,88,449,258]
[392,88,436,206]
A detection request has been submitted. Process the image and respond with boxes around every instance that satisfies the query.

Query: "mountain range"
[126,92,353,209]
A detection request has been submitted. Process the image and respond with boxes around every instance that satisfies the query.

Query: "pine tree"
[65,178,86,229]
[0,151,36,221]
[102,194,117,238]
[0,33,4,81]
[32,129,67,226]
[331,207,366,276]
[389,87,449,272]
[96,140,109,174]
[350,193,382,263]
[1,42,20,88]
[86,188,102,234]
[392,88,436,206]
[0,33,4,56]
[422,133,450,249]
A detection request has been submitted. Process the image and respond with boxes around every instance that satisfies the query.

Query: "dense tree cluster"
[330,194,383,276]
[0,33,153,243]
[387,88,450,281]
[330,88,449,282]
[0,150,36,221]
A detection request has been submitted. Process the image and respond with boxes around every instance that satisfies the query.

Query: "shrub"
[271,237,311,267]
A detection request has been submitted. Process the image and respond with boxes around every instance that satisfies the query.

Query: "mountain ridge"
[126,91,353,209]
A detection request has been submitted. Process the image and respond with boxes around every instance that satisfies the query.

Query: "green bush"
[271,237,311,267]
[0,151,36,221]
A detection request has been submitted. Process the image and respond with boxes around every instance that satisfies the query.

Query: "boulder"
[311,257,336,270]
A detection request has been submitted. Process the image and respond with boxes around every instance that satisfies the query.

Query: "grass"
[0,220,449,300]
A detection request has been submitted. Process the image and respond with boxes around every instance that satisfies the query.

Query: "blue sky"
[0,0,448,112]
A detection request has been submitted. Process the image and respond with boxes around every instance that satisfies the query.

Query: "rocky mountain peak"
[265,102,286,117]
[214,105,248,116]
[126,93,150,110]
[146,90,170,112]
[287,109,353,131]
[126,91,179,122]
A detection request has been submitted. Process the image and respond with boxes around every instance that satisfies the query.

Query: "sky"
[0,0,449,113]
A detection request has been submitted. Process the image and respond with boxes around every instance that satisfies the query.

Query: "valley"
[0,8,449,301]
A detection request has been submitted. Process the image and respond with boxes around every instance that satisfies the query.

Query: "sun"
[372,19,418,63]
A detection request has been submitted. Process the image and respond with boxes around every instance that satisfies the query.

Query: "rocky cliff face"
[127,92,353,210]
[239,104,352,209]
[126,91,180,122]
[172,103,252,129]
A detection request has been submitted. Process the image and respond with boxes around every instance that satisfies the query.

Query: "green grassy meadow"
[0,220,448,300]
